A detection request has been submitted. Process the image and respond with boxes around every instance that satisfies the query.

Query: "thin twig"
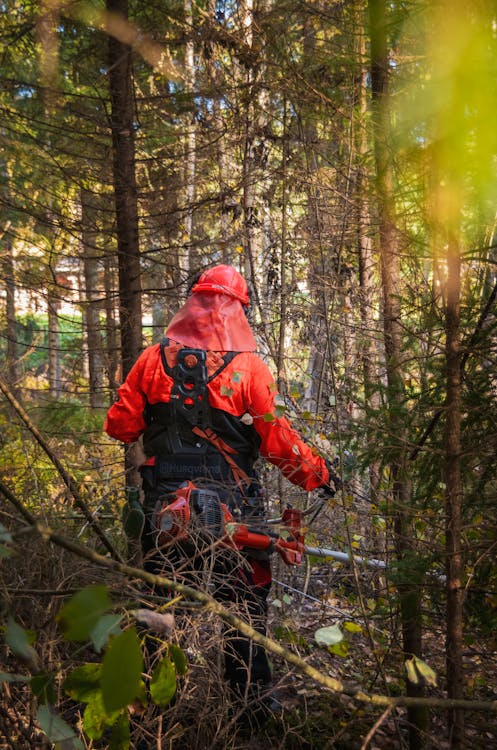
[0,377,121,560]
[361,705,395,749]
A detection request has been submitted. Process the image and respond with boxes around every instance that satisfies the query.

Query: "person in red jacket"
[105,264,338,730]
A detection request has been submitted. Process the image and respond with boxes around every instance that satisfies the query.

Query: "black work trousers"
[140,507,272,695]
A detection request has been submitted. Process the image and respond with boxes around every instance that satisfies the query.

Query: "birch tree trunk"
[183,0,197,277]
[300,9,330,415]
[356,18,380,426]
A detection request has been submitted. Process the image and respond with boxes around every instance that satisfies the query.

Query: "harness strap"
[192,426,250,490]
[159,338,247,487]
[160,338,238,382]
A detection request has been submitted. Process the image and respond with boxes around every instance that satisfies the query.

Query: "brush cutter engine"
[154,480,305,564]
[155,481,231,547]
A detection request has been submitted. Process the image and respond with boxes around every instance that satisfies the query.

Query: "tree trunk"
[107,0,143,495]
[368,0,426,746]
[239,0,274,361]
[107,0,143,380]
[81,187,106,408]
[276,101,289,393]
[3,235,18,390]
[103,252,120,398]
[47,288,61,399]
[301,10,327,415]
[444,229,464,747]
[183,0,197,277]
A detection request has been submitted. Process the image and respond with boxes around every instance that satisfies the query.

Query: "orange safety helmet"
[191,265,250,306]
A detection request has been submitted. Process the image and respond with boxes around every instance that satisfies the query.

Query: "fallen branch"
[2,480,497,714]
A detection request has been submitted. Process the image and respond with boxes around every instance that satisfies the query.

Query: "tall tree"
[81,186,106,409]
[368,0,426,746]
[107,0,143,380]
[444,228,464,747]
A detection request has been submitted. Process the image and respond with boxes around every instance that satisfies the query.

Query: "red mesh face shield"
[165,292,257,351]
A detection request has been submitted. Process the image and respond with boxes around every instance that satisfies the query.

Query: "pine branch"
[0,377,121,561]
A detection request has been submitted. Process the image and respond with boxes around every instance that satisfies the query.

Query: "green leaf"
[168,644,188,676]
[273,625,307,647]
[328,640,349,657]
[37,705,84,749]
[263,412,275,422]
[57,585,111,642]
[343,621,363,634]
[150,655,177,707]
[231,371,242,383]
[5,618,38,666]
[0,523,13,544]
[90,614,122,653]
[101,628,143,713]
[63,663,101,702]
[31,672,56,705]
[0,544,13,558]
[405,655,437,688]
[220,385,234,397]
[0,671,30,684]
[314,625,344,647]
[405,657,419,685]
[82,693,119,740]
[109,712,130,750]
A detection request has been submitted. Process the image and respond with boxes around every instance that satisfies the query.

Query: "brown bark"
[103,252,120,397]
[107,0,143,380]
[444,230,464,747]
[3,236,18,390]
[47,285,61,399]
[355,19,380,496]
[301,11,328,414]
[81,187,106,408]
[368,0,426,746]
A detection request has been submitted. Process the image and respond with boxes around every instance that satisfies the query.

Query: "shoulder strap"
[160,338,239,382]
[158,340,248,487]
[208,350,239,382]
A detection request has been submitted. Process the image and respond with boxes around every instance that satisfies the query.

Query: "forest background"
[1,1,497,749]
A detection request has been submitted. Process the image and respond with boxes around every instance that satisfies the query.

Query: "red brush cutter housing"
[155,481,305,565]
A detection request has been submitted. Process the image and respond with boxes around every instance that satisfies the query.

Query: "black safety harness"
[143,339,259,489]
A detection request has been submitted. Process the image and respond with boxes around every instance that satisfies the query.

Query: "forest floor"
[111,560,497,750]
[2,534,497,749]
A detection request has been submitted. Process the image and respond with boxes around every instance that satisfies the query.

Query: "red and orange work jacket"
[105,339,330,494]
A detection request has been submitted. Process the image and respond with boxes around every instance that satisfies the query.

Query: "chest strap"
[192,426,250,489]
